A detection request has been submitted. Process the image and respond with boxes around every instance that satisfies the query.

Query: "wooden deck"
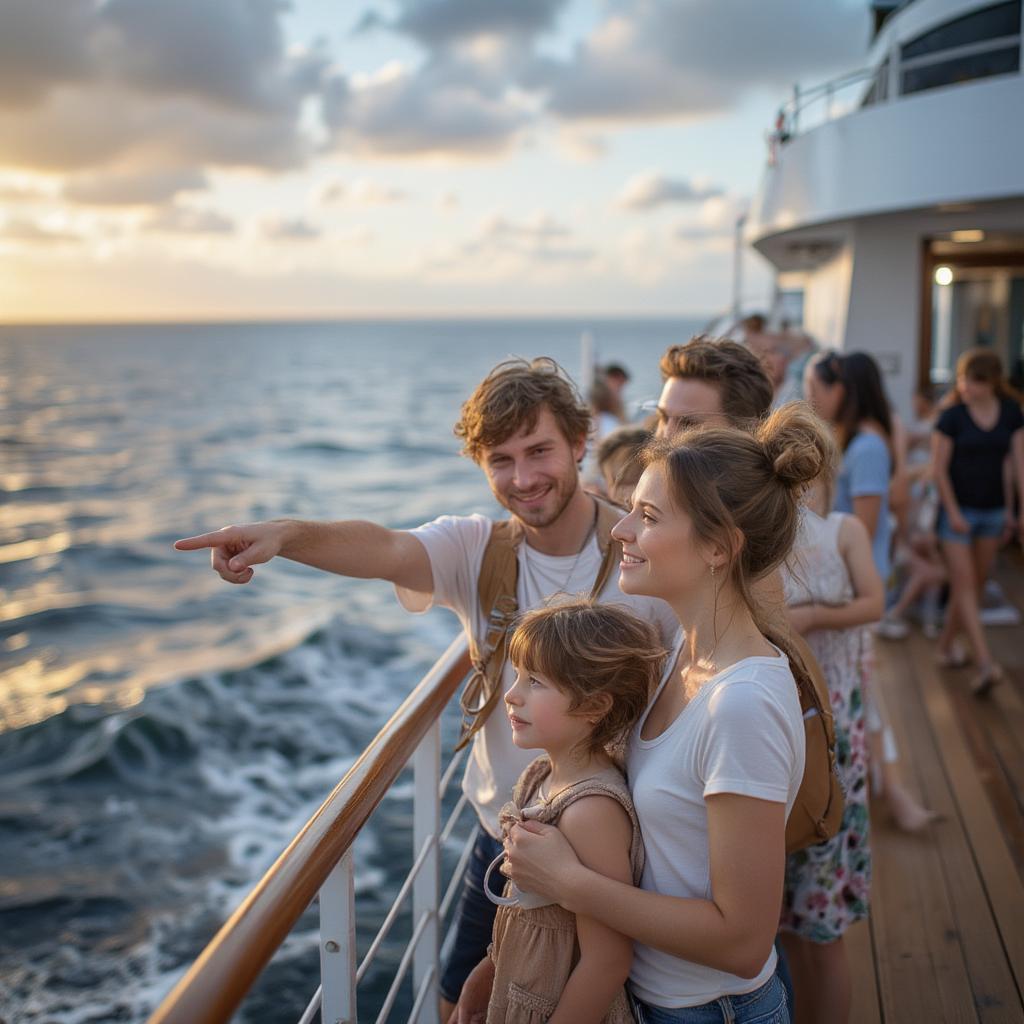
[849,553,1024,1023]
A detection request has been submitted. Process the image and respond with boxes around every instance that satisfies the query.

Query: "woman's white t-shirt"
[626,634,805,1008]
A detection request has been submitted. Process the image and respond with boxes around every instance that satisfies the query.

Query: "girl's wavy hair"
[508,599,666,758]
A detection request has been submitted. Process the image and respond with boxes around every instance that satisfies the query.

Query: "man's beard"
[500,473,578,529]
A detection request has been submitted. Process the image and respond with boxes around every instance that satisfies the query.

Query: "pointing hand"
[174,522,287,584]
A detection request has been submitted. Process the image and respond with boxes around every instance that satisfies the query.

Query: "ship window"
[901,44,1019,94]
[901,0,1021,60]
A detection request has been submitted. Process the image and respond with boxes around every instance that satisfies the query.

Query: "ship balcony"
[747,14,1024,260]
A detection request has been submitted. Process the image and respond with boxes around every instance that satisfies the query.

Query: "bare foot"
[885,781,942,832]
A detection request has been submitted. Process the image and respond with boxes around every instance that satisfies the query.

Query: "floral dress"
[779,509,871,943]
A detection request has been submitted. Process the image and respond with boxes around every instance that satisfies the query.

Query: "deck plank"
[910,636,1024,995]
[868,637,981,1022]
[859,548,1024,1023]
[847,919,882,1024]
[898,635,1024,1021]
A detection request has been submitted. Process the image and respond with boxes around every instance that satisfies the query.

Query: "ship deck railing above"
[774,10,1023,146]
[148,635,475,1024]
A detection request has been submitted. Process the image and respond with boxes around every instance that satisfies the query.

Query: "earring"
[710,564,717,578]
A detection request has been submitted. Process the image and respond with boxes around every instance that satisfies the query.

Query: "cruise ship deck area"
[849,552,1024,1022]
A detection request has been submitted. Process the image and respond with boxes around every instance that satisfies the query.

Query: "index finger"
[174,530,230,551]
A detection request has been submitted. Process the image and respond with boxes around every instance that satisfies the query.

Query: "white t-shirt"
[396,512,679,837]
[626,635,805,1008]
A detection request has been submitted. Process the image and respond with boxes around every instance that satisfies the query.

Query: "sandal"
[971,663,1004,698]
[936,642,970,669]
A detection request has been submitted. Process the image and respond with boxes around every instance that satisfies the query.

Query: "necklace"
[521,503,597,598]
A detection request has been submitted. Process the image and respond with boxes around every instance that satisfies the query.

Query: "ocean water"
[0,318,701,1023]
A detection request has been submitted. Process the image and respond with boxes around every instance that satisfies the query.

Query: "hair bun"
[757,402,835,490]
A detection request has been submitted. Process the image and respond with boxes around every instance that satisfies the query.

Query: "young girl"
[505,404,834,1024]
[779,480,884,1023]
[805,351,936,833]
[462,600,664,1024]
[932,348,1024,695]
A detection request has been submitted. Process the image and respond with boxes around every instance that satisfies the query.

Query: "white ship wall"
[748,73,1024,241]
[800,247,854,353]
[793,200,1024,421]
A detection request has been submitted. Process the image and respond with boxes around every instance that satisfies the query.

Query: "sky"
[0,0,871,322]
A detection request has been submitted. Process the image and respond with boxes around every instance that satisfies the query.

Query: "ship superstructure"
[746,0,1024,412]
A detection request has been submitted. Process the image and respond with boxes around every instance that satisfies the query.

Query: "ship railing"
[776,15,1024,144]
[148,635,476,1024]
[774,66,879,142]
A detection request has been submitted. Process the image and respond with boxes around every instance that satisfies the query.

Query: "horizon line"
[0,310,720,328]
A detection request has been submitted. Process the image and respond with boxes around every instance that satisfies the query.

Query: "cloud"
[618,172,723,210]
[261,215,321,241]
[0,1,95,108]
[556,130,607,163]
[353,0,569,51]
[64,166,208,206]
[323,61,531,158]
[672,194,749,248]
[0,178,56,202]
[143,204,235,235]
[674,223,731,242]
[97,0,310,113]
[329,0,868,159]
[532,0,868,123]
[427,211,594,273]
[0,215,82,243]
[0,0,326,183]
[318,178,409,205]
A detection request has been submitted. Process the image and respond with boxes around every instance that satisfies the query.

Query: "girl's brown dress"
[486,756,645,1024]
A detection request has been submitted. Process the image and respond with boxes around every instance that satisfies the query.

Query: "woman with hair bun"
[933,348,1024,695]
[503,404,833,1023]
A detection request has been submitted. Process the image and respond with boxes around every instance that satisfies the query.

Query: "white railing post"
[413,723,441,1024]
[320,851,358,1024]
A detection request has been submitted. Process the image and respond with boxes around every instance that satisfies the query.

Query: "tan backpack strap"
[456,498,624,752]
[589,496,624,598]
[455,519,521,751]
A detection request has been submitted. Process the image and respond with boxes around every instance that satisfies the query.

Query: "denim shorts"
[630,970,790,1023]
[937,506,1006,544]
[439,827,503,1003]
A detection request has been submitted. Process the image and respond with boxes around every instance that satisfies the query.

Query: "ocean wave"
[286,439,359,454]
[0,611,460,1022]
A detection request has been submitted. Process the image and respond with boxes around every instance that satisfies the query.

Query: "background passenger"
[780,470,883,1024]
[932,348,1024,696]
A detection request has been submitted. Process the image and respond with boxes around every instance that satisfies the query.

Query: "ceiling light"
[934,266,954,286]
[951,230,985,243]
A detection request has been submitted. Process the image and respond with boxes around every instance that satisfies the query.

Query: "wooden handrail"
[149,635,472,1024]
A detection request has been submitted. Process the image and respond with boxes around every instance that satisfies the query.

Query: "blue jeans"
[630,970,790,1023]
[439,827,503,1004]
[937,505,1006,543]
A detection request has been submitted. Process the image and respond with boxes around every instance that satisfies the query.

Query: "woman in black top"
[932,349,1024,695]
